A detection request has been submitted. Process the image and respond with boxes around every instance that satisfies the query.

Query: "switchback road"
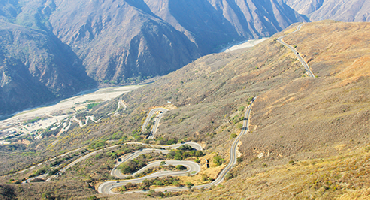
[141,108,168,139]
[98,97,256,194]
[99,160,201,194]
[111,142,203,178]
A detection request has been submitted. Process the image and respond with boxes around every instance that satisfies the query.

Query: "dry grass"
[179,153,225,185]
[183,145,370,200]
[2,21,370,199]
[285,21,370,81]
[169,21,370,200]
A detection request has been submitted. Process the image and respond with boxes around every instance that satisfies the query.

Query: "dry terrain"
[0,21,369,199]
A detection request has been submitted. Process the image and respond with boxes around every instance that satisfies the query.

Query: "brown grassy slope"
[118,37,305,155]
[2,21,369,199]
[0,23,305,199]
[174,21,370,199]
[41,32,305,159]
[285,21,370,81]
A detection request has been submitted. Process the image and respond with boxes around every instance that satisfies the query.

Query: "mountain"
[0,0,306,115]
[49,0,306,82]
[0,20,96,115]
[0,21,369,199]
[284,0,370,21]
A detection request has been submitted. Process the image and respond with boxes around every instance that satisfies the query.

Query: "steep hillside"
[283,0,324,15]
[169,21,370,199]
[0,20,96,115]
[49,0,199,83]
[49,0,306,82]
[285,0,370,21]
[1,21,368,199]
[145,0,306,54]
[0,0,305,114]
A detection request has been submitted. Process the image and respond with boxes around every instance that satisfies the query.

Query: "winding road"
[98,97,256,194]
[20,141,202,184]
[141,108,168,139]
[110,142,203,179]
[195,97,256,189]
[277,24,315,78]
[99,160,201,194]
[17,24,313,195]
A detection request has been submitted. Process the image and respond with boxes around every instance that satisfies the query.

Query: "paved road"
[20,146,87,183]
[111,142,203,178]
[99,160,201,194]
[111,148,170,178]
[114,98,127,116]
[194,97,256,189]
[141,108,168,139]
[152,142,203,151]
[277,24,315,78]
[99,98,256,194]
[19,140,202,184]
[60,145,117,174]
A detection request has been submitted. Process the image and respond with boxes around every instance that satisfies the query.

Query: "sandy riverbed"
[0,85,142,138]
[221,38,268,52]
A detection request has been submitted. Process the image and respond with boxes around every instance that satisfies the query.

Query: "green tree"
[213,155,224,166]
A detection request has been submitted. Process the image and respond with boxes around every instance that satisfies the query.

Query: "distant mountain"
[1,20,370,199]
[0,20,96,115]
[284,0,370,21]
[49,0,200,83]
[49,0,307,82]
[0,0,306,115]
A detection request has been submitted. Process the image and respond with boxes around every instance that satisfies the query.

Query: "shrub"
[225,172,234,180]
[237,123,243,130]
[148,190,155,196]
[87,103,100,110]
[186,182,194,189]
[88,196,99,200]
[213,155,224,166]
[176,165,187,170]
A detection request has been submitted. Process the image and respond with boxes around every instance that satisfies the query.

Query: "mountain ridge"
[0,21,369,199]
[0,20,96,115]
[0,0,306,115]
[284,0,370,22]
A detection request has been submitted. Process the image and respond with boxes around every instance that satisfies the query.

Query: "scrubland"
[1,21,369,199]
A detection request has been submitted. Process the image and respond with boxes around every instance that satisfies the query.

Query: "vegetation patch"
[117,153,166,175]
[117,176,183,192]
